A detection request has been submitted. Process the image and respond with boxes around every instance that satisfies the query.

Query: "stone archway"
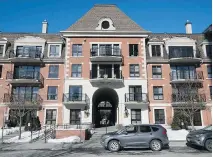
[92,87,119,128]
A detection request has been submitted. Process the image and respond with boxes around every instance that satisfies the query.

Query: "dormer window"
[152,45,161,57]
[102,21,110,29]
[96,18,116,30]
[206,45,212,58]
[0,45,4,57]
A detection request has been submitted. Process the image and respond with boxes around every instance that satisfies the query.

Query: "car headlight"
[195,134,204,138]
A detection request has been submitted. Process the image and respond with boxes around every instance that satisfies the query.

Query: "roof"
[0,33,64,42]
[65,4,149,32]
[203,24,212,34]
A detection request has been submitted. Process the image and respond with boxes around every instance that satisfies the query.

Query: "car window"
[151,127,159,132]
[126,126,138,133]
[140,126,151,133]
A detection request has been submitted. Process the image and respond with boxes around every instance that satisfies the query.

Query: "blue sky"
[0,0,211,33]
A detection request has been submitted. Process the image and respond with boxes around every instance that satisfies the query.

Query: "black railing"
[3,93,43,104]
[171,93,206,103]
[169,50,201,59]
[90,69,123,79]
[170,71,203,81]
[6,71,44,84]
[9,50,43,59]
[63,93,89,103]
[90,48,121,57]
[47,94,58,100]
[125,93,148,103]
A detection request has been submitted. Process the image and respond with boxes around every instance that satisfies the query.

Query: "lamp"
[124,107,129,117]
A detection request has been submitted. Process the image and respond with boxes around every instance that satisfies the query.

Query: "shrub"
[171,111,188,130]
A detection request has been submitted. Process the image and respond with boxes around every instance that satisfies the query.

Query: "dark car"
[100,124,169,152]
[186,125,212,152]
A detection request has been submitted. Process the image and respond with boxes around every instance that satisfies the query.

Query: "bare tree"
[3,93,42,139]
[171,81,206,130]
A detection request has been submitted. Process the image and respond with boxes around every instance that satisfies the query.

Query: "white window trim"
[201,42,212,57]
[44,107,58,125]
[95,18,116,31]
[14,44,45,56]
[0,44,6,57]
[153,107,167,125]
[148,43,163,57]
[48,44,62,58]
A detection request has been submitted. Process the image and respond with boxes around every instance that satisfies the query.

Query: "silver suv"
[100,124,169,152]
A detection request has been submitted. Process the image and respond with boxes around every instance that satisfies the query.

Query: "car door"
[119,125,140,147]
[135,125,153,147]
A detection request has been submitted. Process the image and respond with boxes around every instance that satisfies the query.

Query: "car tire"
[108,140,120,152]
[150,139,162,151]
[204,139,212,152]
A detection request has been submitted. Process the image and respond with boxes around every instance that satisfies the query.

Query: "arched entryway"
[92,87,119,128]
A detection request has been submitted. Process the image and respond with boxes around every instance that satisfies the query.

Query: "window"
[49,45,60,57]
[46,109,57,125]
[154,109,165,124]
[129,64,140,77]
[151,126,159,132]
[72,44,82,56]
[207,65,212,78]
[48,65,59,78]
[153,86,163,100]
[152,45,161,57]
[152,66,162,78]
[102,21,110,29]
[171,66,196,80]
[131,109,141,124]
[140,126,151,133]
[206,45,212,58]
[16,46,42,57]
[0,65,2,78]
[70,109,81,125]
[47,86,58,100]
[125,125,138,133]
[71,64,82,78]
[169,46,193,58]
[129,86,142,101]
[0,45,4,57]
[210,86,212,99]
[129,44,138,56]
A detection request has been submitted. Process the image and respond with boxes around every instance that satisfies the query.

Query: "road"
[0,146,211,157]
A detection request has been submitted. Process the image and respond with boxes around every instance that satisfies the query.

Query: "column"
[97,64,100,78]
[112,64,114,78]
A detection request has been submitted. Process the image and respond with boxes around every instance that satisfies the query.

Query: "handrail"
[63,93,89,103]
[90,47,121,57]
[9,50,43,59]
[125,93,148,102]
[171,93,206,102]
[170,71,203,80]
[90,69,123,79]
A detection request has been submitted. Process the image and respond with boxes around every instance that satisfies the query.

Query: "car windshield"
[202,125,212,131]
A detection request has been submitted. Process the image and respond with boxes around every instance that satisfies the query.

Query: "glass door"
[69,86,82,101]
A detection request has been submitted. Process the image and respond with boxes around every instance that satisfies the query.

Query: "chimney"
[185,20,192,34]
[42,20,48,33]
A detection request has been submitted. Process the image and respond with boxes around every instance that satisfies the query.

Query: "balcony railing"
[125,93,148,103]
[90,47,121,57]
[63,93,89,103]
[9,50,43,59]
[171,93,206,103]
[6,71,44,85]
[3,93,43,105]
[170,71,203,81]
[90,69,123,79]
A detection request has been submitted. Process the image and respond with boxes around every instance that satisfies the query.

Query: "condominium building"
[147,23,212,127]
[0,4,211,128]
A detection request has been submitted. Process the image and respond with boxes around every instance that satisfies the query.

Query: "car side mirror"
[123,131,128,135]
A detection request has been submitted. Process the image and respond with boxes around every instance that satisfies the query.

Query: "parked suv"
[186,125,212,152]
[100,124,169,152]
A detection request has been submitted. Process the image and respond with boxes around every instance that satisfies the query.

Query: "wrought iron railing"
[169,50,201,59]
[90,47,121,57]
[90,69,123,79]
[170,71,203,81]
[9,50,43,59]
[125,93,148,103]
[171,93,206,103]
[63,93,89,103]
[3,93,43,105]
[6,71,44,85]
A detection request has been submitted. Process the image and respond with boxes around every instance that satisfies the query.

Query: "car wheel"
[108,140,120,152]
[150,139,162,151]
[205,139,212,152]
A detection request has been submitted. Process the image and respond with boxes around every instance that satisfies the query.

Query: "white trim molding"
[148,43,164,57]
[201,42,212,57]
[43,107,59,125]
[152,107,167,125]
[47,44,62,58]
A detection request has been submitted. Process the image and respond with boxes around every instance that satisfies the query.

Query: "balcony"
[8,50,44,64]
[90,47,122,62]
[63,93,89,110]
[168,49,201,64]
[171,93,206,107]
[124,93,149,109]
[6,71,44,87]
[170,71,203,84]
[3,93,43,110]
[89,69,124,87]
